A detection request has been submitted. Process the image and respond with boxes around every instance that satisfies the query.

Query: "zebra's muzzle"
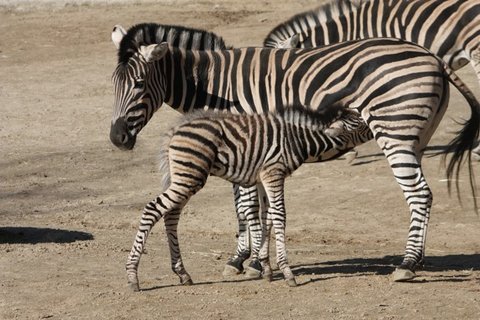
[110,117,137,150]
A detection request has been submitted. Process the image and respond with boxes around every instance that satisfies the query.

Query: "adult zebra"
[263,0,480,159]
[110,29,480,282]
[110,23,264,275]
[126,106,372,290]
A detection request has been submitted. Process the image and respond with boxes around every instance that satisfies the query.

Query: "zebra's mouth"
[110,117,137,150]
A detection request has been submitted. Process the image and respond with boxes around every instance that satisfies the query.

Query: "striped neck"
[161,48,237,113]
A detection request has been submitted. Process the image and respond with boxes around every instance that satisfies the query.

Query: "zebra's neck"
[161,48,237,113]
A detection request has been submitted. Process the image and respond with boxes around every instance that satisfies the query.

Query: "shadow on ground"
[0,227,94,244]
[292,254,480,275]
[139,254,480,291]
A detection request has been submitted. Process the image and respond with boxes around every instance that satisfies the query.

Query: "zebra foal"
[126,106,372,290]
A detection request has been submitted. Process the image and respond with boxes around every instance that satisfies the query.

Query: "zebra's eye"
[134,79,145,89]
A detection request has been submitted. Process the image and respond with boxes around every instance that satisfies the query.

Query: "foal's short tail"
[443,65,480,212]
[158,133,173,193]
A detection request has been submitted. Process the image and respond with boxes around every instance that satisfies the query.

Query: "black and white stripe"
[110,31,480,282]
[263,0,480,157]
[125,106,372,290]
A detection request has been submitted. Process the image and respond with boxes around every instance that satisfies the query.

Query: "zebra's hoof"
[286,278,297,287]
[472,151,480,161]
[223,264,242,277]
[182,278,194,286]
[128,282,140,292]
[392,268,416,282]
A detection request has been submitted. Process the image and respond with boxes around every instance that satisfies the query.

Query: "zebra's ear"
[112,25,127,49]
[139,43,169,63]
[276,34,300,48]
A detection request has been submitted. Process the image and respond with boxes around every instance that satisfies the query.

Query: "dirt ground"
[1,1,480,319]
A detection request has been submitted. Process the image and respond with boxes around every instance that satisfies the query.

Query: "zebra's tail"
[443,65,480,212]
[158,132,173,194]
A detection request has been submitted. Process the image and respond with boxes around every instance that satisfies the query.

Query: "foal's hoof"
[392,268,416,282]
[244,260,262,279]
[286,278,297,287]
[128,282,140,292]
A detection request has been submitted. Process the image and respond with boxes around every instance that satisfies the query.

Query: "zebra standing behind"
[110,31,480,282]
[126,106,372,291]
[263,0,480,159]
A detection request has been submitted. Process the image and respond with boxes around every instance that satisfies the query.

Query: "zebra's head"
[110,26,169,150]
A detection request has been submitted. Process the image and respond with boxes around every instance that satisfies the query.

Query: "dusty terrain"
[1,1,479,319]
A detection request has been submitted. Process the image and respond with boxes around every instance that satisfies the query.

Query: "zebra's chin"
[110,117,137,150]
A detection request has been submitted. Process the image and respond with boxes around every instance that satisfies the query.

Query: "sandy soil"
[1,1,480,319]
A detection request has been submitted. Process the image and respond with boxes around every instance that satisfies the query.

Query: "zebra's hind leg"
[472,142,480,161]
[382,151,433,282]
[164,210,193,285]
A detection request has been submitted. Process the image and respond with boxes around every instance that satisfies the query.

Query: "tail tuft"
[443,66,480,212]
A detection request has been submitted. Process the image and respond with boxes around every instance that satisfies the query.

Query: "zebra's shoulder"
[117,23,229,65]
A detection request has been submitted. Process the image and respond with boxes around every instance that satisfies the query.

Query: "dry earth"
[1,1,479,319]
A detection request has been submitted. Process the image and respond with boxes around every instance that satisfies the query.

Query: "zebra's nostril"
[121,134,129,144]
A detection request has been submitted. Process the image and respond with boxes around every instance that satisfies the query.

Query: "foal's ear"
[277,34,300,48]
[112,24,127,49]
[139,43,169,63]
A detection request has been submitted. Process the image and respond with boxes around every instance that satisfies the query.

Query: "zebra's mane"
[117,23,230,65]
[263,0,361,46]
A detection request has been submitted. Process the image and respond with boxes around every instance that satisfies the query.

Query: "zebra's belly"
[210,163,260,188]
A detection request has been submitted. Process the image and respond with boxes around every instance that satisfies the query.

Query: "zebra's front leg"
[126,197,167,292]
[224,184,261,276]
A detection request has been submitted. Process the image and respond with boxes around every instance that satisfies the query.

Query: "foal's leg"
[260,170,296,287]
[224,184,263,278]
[126,191,189,291]
[224,185,256,275]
